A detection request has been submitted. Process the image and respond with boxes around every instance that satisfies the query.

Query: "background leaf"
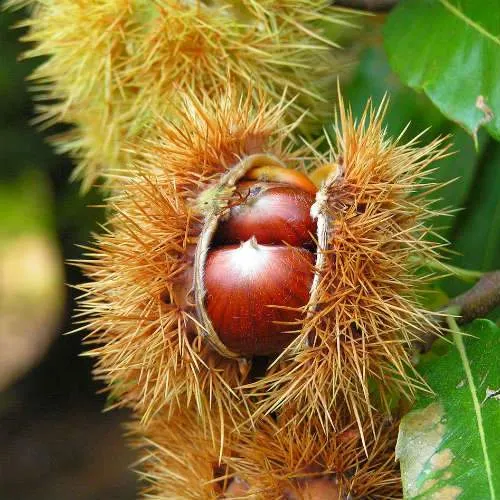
[347,45,445,138]
[384,0,500,142]
[441,140,500,298]
[396,320,500,499]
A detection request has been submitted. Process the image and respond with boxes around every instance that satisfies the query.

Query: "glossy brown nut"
[204,239,314,356]
[214,181,317,247]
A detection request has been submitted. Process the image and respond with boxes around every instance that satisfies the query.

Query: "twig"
[446,271,500,323]
[417,270,500,352]
[334,0,399,11]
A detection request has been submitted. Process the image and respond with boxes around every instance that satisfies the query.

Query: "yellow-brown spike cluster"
[132,406,402,499]
[129,407,234,500]
[251,97,450,431]
[228,411,402,499]
[9,0,352,190]
[74,92,301,424]
[76,90,449,435]
[75,90,450,497]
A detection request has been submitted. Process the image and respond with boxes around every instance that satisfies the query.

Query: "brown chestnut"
[214,181,317,247]
[204,238,314,356]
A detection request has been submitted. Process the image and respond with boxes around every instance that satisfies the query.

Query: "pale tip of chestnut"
[241,235,259,250]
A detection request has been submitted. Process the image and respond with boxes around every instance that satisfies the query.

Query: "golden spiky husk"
[129,407,234,499]
[10,0,353,190]
[74,92,301,425]
[132,406,402,499]
[75,90,449,434]
[228,412,402,499]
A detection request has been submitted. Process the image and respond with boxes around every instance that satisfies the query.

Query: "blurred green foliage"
[0,7,104,251]
[0,8,53,177]
[0,169,54,236]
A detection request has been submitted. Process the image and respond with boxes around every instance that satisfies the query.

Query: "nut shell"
[214,181,317,247]
[204,239,314,356]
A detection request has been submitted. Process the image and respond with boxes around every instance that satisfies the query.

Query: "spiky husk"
[76,90,449,434]
[132,406,402,499]
[250,96,450,433]
[228,411,402,499]
[10,0,352,190]
[74,92,302,425]
[130,406,235,499]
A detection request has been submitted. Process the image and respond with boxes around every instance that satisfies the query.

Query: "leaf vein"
[448,316,496,500]
[439,0,500,47]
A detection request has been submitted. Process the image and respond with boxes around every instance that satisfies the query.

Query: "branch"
[446,270,500,323]
[334,0,399,11]
[417,270,500,352]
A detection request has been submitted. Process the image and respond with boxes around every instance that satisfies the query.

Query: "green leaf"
[346,46,446,140]
[442,141,500,297]
[0,169,54,237]
[397,320,500,499]
[384,0,500,142]
[451,142,500,271]
[430,126,488,239]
